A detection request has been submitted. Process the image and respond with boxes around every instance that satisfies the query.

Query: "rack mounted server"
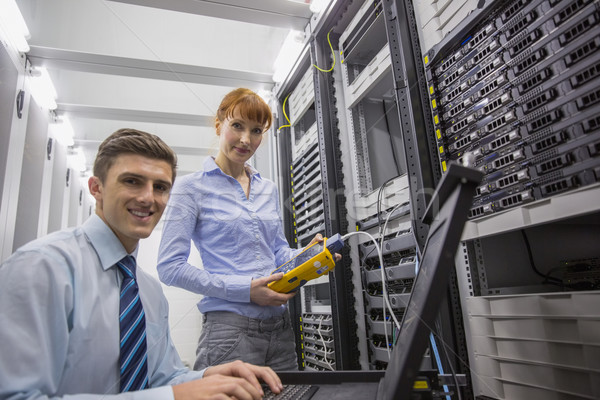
[425,0,600,219]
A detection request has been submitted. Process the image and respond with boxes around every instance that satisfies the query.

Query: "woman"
[157,88,322,371]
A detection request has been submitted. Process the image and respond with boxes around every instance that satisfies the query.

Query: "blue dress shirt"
[0,214,204,400]
[157,157,298,320]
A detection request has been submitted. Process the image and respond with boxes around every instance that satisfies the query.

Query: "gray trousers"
[193,310,299,371]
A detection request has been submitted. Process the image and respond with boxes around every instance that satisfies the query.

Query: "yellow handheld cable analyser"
[268,234,344,293]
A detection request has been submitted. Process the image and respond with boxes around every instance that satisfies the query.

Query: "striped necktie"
[117,255,149,391]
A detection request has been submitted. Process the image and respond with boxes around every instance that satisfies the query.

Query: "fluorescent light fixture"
[30,67,58,110]
[309,0,331,13]
[257,89,272,103]
[0,0,30,53]
[51,115,75,147]
[68,147,87,173]
[273,30,305,83]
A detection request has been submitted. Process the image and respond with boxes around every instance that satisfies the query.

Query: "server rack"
[277,0,600,397]
[379,1,473,396]
[334,0,432,372]
[418,0,600,398]
[273,0,365,370]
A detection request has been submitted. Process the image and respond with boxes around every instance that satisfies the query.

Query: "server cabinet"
[274,0,362,368]
[417,0,600,398]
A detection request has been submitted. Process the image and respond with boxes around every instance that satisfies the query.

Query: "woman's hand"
[250,273,296,306]
[309,233,342,262]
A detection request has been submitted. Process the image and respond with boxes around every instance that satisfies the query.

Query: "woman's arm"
[157,179,252,302]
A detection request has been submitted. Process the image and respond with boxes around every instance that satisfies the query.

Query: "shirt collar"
[82,214,138,271]
[204,156,262,180]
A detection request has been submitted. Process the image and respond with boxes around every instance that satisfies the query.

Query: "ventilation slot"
[541,177,576,196]
[559,15,597,46]
[532,132,566,153]
[446,85,464,104]
[527,110,562,133]
[554,0,592,26]
[523,89,556,113]
[514,49,547,75]
[497,172,520,188]
[500,192,527,208]
[484,97,505,114]
[536,154,572,174]
[448,103,465,119]
[493,151,521,169]
[476,59,501,80]
[570,62,600,89]
[473,41,497,65]
[510,30,541,57]
[564,37,600,67]
[490,131,519,150]
[576,88,600,110]
[507,11,538,39]
[438,53,459,75]
[588,141,600,157]
[486,112,515,133]
[582,115,600,132]
[469,205,490,219]
[450,118,470,134]
[518,68,552,94]
[479,79,500,98]
[501,0,531,22]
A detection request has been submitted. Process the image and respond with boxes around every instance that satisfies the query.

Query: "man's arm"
[0,250,175,400]
[172,361,283,400]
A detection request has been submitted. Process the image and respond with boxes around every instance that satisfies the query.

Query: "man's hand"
[250,273,296,306]
[172,360,283,400]
[206,360,283,394]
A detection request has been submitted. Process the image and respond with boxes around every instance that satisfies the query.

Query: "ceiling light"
[273,30,306,83]
[257,89,273,103]
[68,147,87,173]
[51,115,75,147]
[309,0,332,14]
[0,0,30,53]
[30,67,58,110]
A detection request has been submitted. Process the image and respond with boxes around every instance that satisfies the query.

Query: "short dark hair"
[93,128,177,182]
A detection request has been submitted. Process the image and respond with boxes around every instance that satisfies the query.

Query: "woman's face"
[217,108,265,166]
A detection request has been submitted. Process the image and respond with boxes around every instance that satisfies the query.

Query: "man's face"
[89,154,173,253]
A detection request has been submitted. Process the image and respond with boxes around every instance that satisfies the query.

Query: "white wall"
[137,220,204,368]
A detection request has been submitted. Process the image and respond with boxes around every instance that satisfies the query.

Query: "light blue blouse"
[157,157,298,320]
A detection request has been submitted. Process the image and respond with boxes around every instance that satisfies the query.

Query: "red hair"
[215,88,272,133]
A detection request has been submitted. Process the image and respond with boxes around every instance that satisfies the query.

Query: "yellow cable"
[312,29,335,73]
[277,29,335,132]
[277,93,292,131]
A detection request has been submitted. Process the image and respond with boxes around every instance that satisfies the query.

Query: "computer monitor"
[377,163,482,399]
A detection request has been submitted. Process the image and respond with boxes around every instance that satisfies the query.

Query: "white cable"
[317,315,334,371]
[381,203,404,349]
[342,231,402,360]
[381,203,403,250]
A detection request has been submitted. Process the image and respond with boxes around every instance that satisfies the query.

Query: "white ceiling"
[18,0,315,176]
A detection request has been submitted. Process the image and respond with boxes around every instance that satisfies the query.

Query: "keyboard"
[263,384,319,400]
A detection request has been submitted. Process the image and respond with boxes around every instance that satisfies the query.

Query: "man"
[0,128,283,399]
